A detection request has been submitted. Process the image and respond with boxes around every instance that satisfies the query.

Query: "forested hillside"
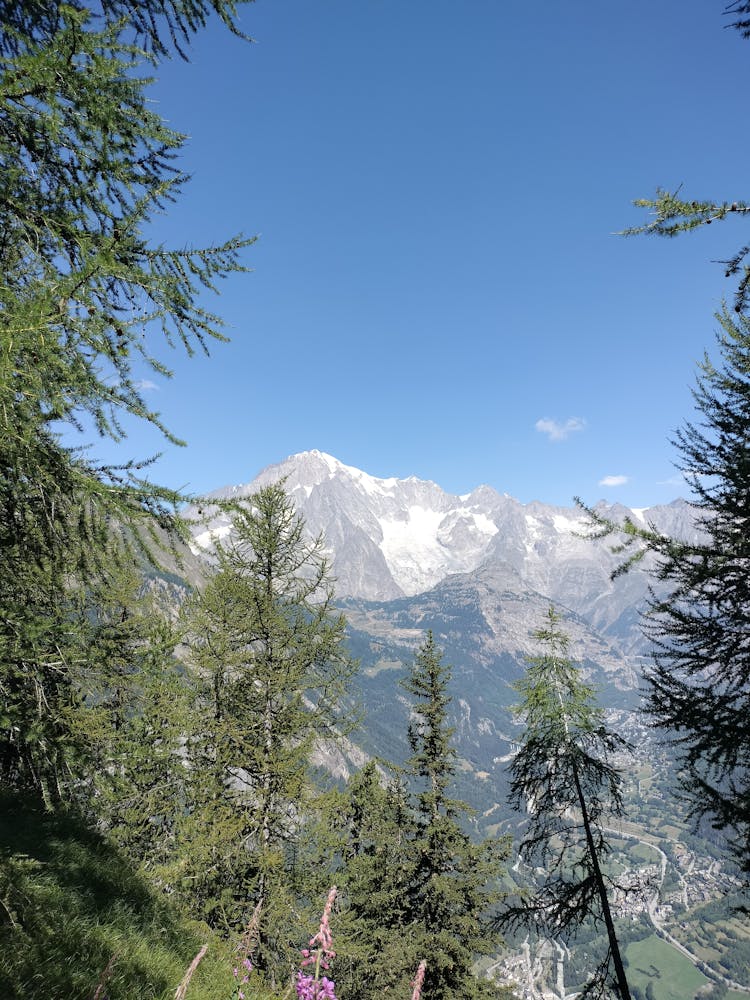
[2,3,750,1000]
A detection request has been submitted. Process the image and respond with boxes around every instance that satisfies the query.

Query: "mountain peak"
[191,452,690,605]
[298,449,341,470]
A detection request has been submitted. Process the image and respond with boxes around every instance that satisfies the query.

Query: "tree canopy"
[178,484,356,950]
[0,0,254,803]
[401,632,505,1000]
[641,308,750,876]
[504,608,631,1000]
[591,2,750,883]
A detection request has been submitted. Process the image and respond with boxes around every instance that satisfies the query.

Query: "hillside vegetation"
[2,2,750,999]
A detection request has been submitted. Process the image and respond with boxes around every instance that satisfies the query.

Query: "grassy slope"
[0,792,234,1000]
[625,935,709,1000]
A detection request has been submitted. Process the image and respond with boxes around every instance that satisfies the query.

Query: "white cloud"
[535,417,586,442]
[598,474,629,487]
[657,473,686,487]
[135,378,159,392]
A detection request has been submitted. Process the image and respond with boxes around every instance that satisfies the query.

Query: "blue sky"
[107,1,750,508]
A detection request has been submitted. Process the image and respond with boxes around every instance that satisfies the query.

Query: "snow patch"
[552,513,585,534]
[352,468,399,497]
[192,524,232,550]
[377,503,499,594]
[472,512,499,537]
[524,514,543,540]
[378,506,447,593]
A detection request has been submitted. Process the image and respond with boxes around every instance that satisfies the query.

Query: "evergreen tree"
[400,632,506,1000]
[0,0,256,806]
[332,762,418,1000]
[0,515,91,805]
[0,0,253,547]
[177,484,356,955]
[0,0,253,803]
[75,562,189,868]
[605,8,750,877]
[636,308,750,876]
[622,8,750,316]
[503,608,631,1000]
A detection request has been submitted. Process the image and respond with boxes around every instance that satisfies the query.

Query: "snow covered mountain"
[188,450,697,647]
[191,449,503,599]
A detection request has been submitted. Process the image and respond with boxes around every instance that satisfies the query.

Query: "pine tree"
[177,484,356,954]
[504,608,631,1000]
[400,632,506,1000]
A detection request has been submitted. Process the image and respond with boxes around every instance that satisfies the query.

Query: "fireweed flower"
[410,960,426,1000]
[295,887,338,1000]
[230,948,253,1000]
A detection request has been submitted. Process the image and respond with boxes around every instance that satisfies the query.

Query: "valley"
[187,451,749,998]
[492,711,750,999]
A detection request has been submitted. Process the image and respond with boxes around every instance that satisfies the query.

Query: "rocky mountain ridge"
[187,450,700,669]
[189,450,695,604]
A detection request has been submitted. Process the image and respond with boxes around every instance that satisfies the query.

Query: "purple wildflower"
[295,970,338,1000]
[295,889,339,1000]
[318,976,336,1000]
[296,971,316,1000]
[411,959,426,1000]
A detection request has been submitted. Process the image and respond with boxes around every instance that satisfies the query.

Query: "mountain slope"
[187,450,698,661]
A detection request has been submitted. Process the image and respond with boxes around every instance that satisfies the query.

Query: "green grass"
[625,934,710,1000]
[0,792,235,1000]
[363,658,403,676]
[629,842,662,864]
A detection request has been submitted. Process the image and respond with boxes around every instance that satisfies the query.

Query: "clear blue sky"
[106,0,750,507]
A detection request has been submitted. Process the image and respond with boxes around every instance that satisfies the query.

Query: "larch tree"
[75,560,189,868]
[178,483,356,959]
[621,6,750,316]
[0,0,253,803]
[504,608,631,1000]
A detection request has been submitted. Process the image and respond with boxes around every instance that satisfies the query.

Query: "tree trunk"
[572,759,631,1000]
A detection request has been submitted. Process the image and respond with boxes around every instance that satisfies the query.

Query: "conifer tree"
[0,519,91,804]
[0,0,253,803]
[178,484,356,954]
[636,309,750,876]
[400,632,505,1000]
[75,562,188,868]
[332,762,418,1000]
[604,8,750,877]
[623,7,750,315]
[0,0,253,548]
[504,609,631,1000]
